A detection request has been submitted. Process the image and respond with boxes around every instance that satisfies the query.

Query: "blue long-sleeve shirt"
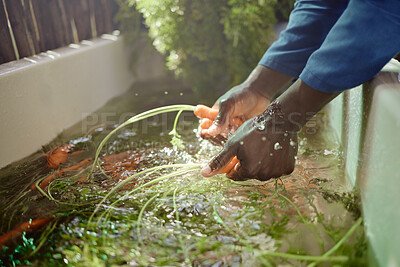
[259,0,400,92]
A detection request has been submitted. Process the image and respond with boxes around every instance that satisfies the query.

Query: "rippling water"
[0,79,366,266]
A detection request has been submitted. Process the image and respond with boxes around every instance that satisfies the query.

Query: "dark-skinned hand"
[198,66,293,145]
[201,102,298,181]
[198,84,270,145]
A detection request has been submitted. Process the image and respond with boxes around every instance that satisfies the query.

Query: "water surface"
[0,78,366,266]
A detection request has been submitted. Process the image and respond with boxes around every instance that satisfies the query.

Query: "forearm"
[243,65,293,100]
[272,79,339,132]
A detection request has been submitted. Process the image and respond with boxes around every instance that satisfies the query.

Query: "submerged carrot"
[102,151,138,165]
[45,144,85,169]
[0,217,53,247]
[76,176,88,183]
[61,158,91,172]
[220,156,239,174]
[30,158,91,190]
[102,151,145,183]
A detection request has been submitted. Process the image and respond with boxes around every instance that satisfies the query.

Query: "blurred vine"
[115,0,294,102]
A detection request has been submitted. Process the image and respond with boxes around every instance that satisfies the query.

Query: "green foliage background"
[116,0,294,101]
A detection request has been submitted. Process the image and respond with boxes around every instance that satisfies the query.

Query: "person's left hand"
[200,105,298,181]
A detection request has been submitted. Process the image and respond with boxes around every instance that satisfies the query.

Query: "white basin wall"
[0,33,165,168]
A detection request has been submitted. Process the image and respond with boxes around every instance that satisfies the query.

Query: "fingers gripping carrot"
[195,104,244,128]
[220,156,239,174]
[0,217,53,246]
[194,105,219,120]
[194,104,242,174]
[200,118,214,129]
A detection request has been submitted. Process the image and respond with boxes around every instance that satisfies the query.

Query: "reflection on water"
[0,79,366,266]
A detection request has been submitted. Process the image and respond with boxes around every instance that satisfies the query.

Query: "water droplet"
[258,124,265,131]
[253,116,266,131]
[290,139,296,147]
[261,136,267,141]
[274,142,282,150]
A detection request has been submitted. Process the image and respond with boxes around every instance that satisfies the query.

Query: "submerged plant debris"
[0,83,367,267]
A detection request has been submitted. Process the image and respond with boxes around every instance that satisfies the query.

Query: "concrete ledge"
[359,72,400,267]
[0,33,134,168]
[327,59,400,267]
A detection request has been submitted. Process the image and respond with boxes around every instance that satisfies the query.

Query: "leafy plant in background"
[116,0,294,102]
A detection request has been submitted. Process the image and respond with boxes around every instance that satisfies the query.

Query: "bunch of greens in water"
[1,105,367,266]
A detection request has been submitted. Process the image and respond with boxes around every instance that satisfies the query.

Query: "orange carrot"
[76,176,88,183]
[61,158,91,172]
[103,151,135,165]
[231,117,244,128]
[200,118,214,129]
[195,104,244,129]
[46,144,73,168]
[69,150,84,157]
[102,151,144,182]
[0,217,53,246]
[195,105,243,175]
[30,158,91,190]
[194,105,219,120]
[220,156,239,174]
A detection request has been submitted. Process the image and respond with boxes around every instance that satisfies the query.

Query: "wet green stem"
[307,217,363,267]
[90,105,196,178]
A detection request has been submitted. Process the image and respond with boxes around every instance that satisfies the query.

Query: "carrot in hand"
[194,104,244,129]
[194,105,219,120]
[220,156,239,174]
[200,118,214,129]
[194,105,243,175]
[0,217,53,247]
